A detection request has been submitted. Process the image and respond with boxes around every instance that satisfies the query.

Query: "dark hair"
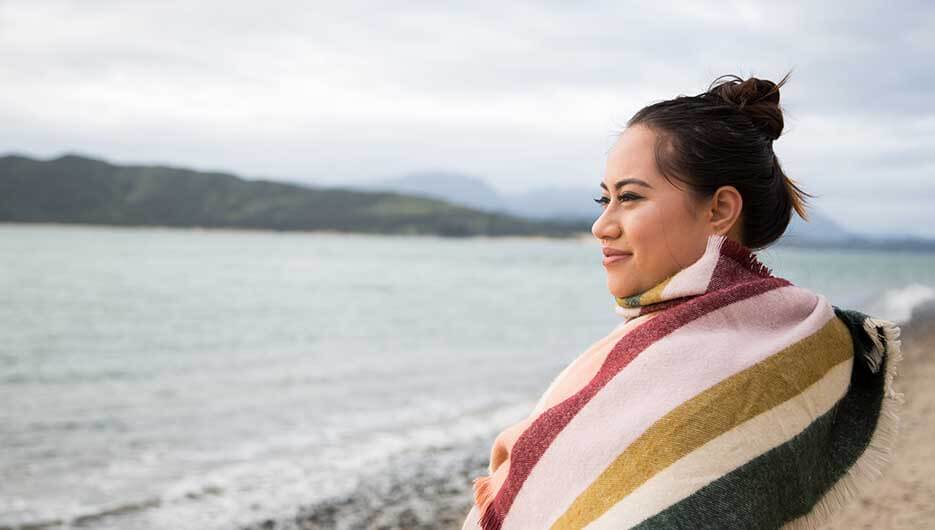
[626,71,810,249]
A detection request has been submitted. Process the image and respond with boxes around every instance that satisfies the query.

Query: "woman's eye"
[593,193,642,207]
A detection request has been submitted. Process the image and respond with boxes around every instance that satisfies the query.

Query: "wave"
[859,283,935,324]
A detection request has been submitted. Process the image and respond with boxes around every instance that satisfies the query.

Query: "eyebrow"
[599,178,654,191]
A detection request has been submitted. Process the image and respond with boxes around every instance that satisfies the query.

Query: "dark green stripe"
[632,308,887,530]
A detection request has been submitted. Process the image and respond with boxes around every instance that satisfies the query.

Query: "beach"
[244,305,934,530]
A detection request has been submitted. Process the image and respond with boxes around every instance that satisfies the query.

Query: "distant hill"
[364,171,508,213]
[0,154,588,238]
[349,172,588,221]
[367,171,935,251]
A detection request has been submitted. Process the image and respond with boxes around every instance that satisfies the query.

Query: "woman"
[461,73,903,530]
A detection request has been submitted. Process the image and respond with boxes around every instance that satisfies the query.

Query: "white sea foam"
[865,283,935,323]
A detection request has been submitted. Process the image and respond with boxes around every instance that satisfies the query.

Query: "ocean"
[2,223,933,530]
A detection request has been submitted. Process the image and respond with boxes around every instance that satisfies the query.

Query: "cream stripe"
[584,355,854,529]
[500,287,830,530]
[661,234,724,299]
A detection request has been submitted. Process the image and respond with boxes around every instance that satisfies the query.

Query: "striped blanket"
[462,235,903,530]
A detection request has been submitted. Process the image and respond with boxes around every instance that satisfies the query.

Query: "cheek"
[623,207,658,255]
[627,200,703,273]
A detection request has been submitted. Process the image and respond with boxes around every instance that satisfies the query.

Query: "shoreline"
[0,221,591,242]
[238,439,489,530]
[5,222,935,252]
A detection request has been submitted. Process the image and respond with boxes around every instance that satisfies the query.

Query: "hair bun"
[706,73,790,141]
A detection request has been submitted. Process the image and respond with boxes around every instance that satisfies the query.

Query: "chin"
[607,276,639,299]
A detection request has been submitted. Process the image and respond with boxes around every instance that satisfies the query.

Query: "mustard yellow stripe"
[550,316,854,530]
[638,276,672,306]
[617,277,672,309]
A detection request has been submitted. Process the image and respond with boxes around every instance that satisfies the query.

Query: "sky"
[1,0,932,236]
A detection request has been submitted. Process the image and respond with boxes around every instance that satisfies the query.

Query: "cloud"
[0,0,931,235]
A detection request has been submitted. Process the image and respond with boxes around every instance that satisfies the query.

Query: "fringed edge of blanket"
[782,317,905,530]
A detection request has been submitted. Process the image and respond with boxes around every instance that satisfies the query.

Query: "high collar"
[614,235,774,320]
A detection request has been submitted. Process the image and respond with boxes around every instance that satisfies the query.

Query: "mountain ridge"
[0,153,587,238]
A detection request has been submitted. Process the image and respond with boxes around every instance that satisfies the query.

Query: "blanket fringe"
[472,474,501,529]
[719,236,774,278]
[782,318,904,530]
[478,494,503,530]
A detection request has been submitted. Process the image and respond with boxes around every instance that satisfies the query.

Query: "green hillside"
[0,154,589,237]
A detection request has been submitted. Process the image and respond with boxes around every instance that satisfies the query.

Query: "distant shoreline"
[0,220,590,241]
[4,221,935,253]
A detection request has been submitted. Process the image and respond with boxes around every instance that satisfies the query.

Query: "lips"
[601,247,633,266]
[602,247,631,257]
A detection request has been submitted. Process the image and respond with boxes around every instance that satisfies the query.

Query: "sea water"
[2,223,933,529]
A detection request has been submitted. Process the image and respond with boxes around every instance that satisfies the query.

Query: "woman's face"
[591,124,713,299]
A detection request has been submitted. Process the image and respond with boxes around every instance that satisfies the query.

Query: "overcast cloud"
[1,0,932,236]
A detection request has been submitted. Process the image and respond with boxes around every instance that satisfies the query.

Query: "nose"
[591,207,621,242]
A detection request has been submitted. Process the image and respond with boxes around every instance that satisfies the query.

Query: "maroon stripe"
[479,274,791,530]
[706,241,771,293]
[716,237,774,279]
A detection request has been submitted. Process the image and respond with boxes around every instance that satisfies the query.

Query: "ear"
[708,186,743,236]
